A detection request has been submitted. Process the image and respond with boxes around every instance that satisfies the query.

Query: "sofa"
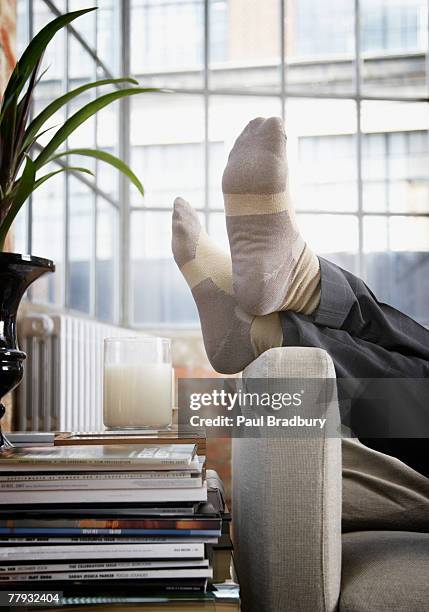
[232,347,429,612]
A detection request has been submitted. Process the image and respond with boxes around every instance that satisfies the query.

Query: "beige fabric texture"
[222,117,320,316]
[340,531,429,612]
[250,312,283,356]
[342,436,429,533]
[180,229,233,295]
[233,346,429,612]
[224,191,288,216]
[233,347,342,612]
[280,244,321,313]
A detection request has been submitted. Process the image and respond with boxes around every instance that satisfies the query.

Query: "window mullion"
[281,0,286,120]
[354,0,364,279]
[120,0,132,327]
[204,0,210,230]
[63,0,70,310]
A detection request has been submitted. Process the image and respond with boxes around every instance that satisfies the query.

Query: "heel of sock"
[181,232,233,295]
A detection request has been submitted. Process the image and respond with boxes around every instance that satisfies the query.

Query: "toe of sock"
[171,197,201,268]
[222,116,287,194]
[173,196,191,214]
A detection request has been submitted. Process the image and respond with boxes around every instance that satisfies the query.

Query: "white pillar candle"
[103,337,172,430]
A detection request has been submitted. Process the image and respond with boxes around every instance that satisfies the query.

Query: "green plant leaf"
[34,166,94,190]
[50,148,144,196]
[0,157,36,251]
[34,88,158,169]
[12,57,43,179]
[0,8,97,127]
[27,123,61,148]
[0,92,18,187]
[21,78,139,153]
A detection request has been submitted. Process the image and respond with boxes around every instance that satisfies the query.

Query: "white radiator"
[17,314,139,432]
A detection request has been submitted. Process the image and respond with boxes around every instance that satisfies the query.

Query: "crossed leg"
[171,117,429,484]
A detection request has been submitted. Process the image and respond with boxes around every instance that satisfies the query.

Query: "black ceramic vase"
[0,253,55,449]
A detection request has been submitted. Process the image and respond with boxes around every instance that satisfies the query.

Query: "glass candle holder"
[103,337,172,430]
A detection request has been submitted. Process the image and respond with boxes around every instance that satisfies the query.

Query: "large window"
[17,0,121,323]
[18,0,429,328]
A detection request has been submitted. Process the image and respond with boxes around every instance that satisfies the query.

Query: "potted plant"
[0,7,154,447]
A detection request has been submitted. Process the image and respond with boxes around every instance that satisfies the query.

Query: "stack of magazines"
[0,443,234,603]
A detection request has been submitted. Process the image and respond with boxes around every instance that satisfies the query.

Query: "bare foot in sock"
[172,197,283,374]
[222,116,320,316]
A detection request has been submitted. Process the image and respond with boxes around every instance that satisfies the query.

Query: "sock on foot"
[172,197,283,374]
[222,116,321,317]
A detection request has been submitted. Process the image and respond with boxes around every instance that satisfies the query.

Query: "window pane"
[208,96,282,208]
[298,213,359,273]
[362,101,429,212]
[286,98,358,212]
[96,0,121,74]
[69,36,96,83]
[96,145,120,199]
[20,0,429,333]
[96,199,118,322]
[67,90,97,150]
[13,204,27,255]
[131,211,198,325]
[209,0,281,93]
[67,91,97,183]
[130,94,205,208]
[97,101,120,199]
[364,216,429,324]
[17,0,29,56]
[33,0,66,82]
[31,171,65,305]
[68,0,96,46]
[18,0,121,326]
[67,8,97,185]
[286,0,355,95]
[68,178,94,314]
[208,212,229,251]
[131,0,204,89]
[32,0,66,131]
[360,0,427,97]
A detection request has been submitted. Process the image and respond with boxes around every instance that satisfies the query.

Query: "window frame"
[19,0,429,328]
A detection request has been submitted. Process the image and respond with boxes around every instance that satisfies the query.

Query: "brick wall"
[173,337,233,507]
[0,1,16,93]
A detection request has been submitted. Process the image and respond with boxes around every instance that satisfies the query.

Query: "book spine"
[0,471,195,482]
[2,506,196,516]
[0,461,204,473]
[0,559,209,574]
[0,519,218,529]
[2,458,193,466]
[0,542,206,561]
[0,536,218,544]
[11,582,209,596]
[0,578,208,594]
[0,477,202,491]
[0,528,221,537]
[0,568,213,582]
[0,485,207,504]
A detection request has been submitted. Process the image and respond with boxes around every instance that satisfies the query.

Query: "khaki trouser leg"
[342,438,429,533]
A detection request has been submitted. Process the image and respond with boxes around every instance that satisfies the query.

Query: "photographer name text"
[188,415,326,429]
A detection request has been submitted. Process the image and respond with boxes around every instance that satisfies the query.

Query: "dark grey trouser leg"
[280,257,429,477]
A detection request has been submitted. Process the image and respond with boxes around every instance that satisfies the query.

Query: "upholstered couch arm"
[232,347,342,612]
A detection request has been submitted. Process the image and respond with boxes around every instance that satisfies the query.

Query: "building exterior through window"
[16,0,429,327]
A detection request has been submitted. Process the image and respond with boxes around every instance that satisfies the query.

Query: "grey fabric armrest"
[232,347,342,612]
